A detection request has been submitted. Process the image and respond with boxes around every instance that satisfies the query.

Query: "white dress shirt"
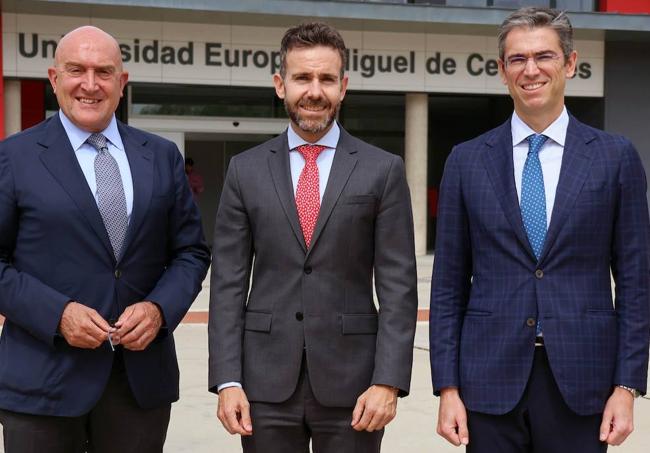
[59,110,134,221]
[217,122,341,393]
[511,107,569,228]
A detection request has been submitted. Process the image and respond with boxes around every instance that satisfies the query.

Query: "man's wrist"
[616,385,640,398]
[375,384,399,395]
[440,386,460,397]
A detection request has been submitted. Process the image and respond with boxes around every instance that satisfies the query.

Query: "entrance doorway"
[185,133,276,246]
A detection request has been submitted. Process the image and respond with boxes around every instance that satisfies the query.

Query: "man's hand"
[599,387,635,445]
[59,301,114,349]
[351,384,398,432]
[437,387,469,446]
[114,301,163,351]
[217,387,253,436]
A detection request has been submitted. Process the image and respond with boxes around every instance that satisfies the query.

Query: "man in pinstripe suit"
[430,7,650,452]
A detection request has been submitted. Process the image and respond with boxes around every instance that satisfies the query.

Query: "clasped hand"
[58,300,163,350]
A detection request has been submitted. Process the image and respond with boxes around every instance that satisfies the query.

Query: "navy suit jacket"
[430,114,650,415]
[0,114,210,416]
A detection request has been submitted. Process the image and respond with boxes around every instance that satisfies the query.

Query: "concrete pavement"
[165,322,650,453]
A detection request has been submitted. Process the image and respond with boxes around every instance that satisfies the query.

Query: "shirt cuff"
[217,382,242,392]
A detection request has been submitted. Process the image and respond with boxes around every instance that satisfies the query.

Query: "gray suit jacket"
[208,126,418,407]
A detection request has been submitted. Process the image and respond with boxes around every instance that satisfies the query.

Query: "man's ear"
[47,67,58,93]
[119,71,129,97]
[339,74,349,102]
[273,73,286,99]
[497,59,508,86]
[565,50,578,79]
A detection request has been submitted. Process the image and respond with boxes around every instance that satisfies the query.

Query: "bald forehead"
[55,26,123,69]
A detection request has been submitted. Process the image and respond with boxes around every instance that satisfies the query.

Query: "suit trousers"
[0,350,171,453]
[466,347,607,453]
[242,354,383,453]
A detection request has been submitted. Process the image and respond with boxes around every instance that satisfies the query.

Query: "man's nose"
[523,57,541,76]
[306,79,322,97]
[81,70,98,90]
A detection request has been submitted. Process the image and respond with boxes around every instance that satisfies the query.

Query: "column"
[404,93,428,256]
[3,80,21,137]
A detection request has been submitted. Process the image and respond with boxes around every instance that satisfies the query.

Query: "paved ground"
[166,324,650,453]
[2,255,650,451]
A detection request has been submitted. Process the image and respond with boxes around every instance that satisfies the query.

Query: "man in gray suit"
[208,22,418,452]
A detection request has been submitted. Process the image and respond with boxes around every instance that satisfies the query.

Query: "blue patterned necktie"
[86,133,128,260]
[521,133,548,336]
[521,134,549,259]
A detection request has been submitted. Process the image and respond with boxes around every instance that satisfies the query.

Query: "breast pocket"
[576,180,612,207]
[342,195,377,206]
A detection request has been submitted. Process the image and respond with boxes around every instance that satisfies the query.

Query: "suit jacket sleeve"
[371,155,418,396]
[611,140,650,394]
[143,143,211,333]
[429,147,472,394]
[208,157,253,392]
[0,141,72,344]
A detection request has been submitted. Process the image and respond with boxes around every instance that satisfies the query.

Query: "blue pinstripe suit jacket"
[429,114,650,416]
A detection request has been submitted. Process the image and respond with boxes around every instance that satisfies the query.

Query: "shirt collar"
[287,121,340,151]
[511,106,569,148]
[58,110,124,152]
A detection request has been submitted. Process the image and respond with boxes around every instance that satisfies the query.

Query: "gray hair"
[498,7,573,61]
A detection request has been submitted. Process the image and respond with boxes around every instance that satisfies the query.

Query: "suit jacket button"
[114,269,121,279]
[535,269,544,279]
[304,266,312,275]
[295,312,304,321]
[526,318,536,327]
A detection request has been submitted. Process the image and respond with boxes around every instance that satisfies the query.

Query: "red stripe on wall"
[21,80,46,130]
[600,0,650,13]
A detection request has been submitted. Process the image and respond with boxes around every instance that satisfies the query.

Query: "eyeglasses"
[504,52,562,70]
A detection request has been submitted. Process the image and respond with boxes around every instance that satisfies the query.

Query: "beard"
[284,97,340,136]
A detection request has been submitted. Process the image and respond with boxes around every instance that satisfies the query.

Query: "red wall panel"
[600,0,650,13]
[21,80,46,130]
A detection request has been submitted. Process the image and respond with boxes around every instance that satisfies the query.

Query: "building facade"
[2,0,650,253]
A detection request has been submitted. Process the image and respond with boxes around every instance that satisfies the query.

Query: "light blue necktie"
[521,133,548,336]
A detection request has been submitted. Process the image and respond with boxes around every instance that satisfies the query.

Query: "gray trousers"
[242,356,383,453]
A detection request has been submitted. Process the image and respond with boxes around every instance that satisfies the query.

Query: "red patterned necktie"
[295,144,326,248]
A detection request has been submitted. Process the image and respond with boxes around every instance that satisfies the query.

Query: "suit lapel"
[268,132,307,253]
[481,119,536,260]
[118,122,153,262]
[38,115,115,260]
[307,128,358,258]
[538,117,595,263]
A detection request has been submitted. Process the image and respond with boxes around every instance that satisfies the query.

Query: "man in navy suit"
[0,26,210,452]
[430,7,649,452]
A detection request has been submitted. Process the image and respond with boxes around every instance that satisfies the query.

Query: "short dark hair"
[498,7,573,61]
[279,22,347,79]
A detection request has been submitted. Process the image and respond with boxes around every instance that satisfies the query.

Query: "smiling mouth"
[299,102,328,112]
[521,82,546,91]
[78,97,101,105]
